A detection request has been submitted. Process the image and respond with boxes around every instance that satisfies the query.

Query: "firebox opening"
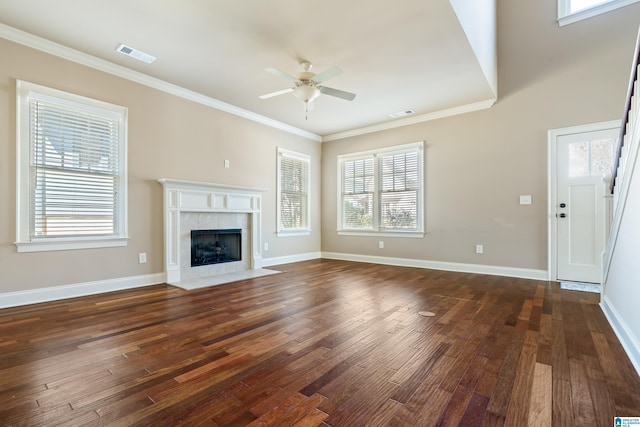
[191,229,241,267]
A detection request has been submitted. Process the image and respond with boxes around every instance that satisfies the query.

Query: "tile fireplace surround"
[158,179,267,288]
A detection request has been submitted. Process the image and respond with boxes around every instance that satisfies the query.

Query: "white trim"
[157,179,267,285]
[558,0,640,27]
[600,295,640,377]
[0,273,165,309]
[261,252,322,267]
[15,237,129,253]
[337,141,424,235]
[322,99,496,142]
[15,79,129,252]
[603,114,640,282]
[277,229,311,237]
[277,148,311,236]
[0,24,497,143]
[547,120,621,281]
[337,231,424,238]
[321,252,549,281]
[0,23,321,143]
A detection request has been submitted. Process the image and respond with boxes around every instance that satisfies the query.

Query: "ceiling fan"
[259,61,356,117]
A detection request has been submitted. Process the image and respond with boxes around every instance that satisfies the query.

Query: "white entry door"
[555,127,617,283]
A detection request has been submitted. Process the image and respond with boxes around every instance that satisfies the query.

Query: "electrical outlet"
[138,252,147,263]
[475,245,483,254]
[379,241,384,249]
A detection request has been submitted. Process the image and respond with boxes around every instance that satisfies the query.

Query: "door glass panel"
[590,138,614,176]
[568,141,589,177]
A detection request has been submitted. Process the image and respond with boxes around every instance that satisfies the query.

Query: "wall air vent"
[116,44,156,64]
[390,109,416,118]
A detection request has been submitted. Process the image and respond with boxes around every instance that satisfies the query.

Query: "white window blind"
[16,80,128,252]
[341,157,374,229]
[31,99,120,237]
[277,148,310,234]
[380,151,419,229]
[338,142,423,236]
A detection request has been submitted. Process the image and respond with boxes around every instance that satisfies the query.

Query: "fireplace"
[191,229,241,267]
[158,178,266,286]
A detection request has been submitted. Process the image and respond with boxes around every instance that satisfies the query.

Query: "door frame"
[547,120,620,282]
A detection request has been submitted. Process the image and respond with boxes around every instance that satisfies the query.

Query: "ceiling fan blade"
[311,66,342,84]
[265,67,299,82]
[259,87,294,99]
[318,86,356,101]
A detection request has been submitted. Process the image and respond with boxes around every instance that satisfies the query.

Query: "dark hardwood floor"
[1,259,639,426]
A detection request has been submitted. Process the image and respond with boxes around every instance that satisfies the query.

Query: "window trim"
[15,80,128,252]
[337,141,424,237]
[276,147,311,237]
[557,0,640,26]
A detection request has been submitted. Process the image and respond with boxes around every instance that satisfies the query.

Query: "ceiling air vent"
[116,44,156,64]
[390,109,415,118]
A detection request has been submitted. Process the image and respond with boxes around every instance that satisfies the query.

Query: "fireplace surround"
[158,179,266,286]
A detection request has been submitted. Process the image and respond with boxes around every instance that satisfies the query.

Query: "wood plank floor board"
[526,362,552,427]
[1,259,639,426]
[552,377,575,427]
[458,392,490,426]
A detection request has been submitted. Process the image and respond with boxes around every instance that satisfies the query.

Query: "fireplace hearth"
[191,229,241,267]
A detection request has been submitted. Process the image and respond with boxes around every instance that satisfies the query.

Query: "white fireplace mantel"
[158,178,267,284]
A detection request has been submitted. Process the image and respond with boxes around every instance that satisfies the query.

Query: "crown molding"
[0,23,322,142]
[1,23,497,144]
[322,98,496,142]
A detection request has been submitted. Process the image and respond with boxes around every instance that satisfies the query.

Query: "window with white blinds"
[16,80,128,252]
[338,141,423,236]
[277,148,310,235]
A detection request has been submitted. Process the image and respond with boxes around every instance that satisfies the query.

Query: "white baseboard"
[0,273,165,309]
[261,251,322,268]
[320,252,548,281]
[0,253,548,309]
[600,295,640,378]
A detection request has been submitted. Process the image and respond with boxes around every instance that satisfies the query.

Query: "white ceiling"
[0,0,497,140]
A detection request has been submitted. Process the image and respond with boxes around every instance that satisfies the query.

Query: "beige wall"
[0,38,321,293]
[321,0,640,271]
[2,1,640,296]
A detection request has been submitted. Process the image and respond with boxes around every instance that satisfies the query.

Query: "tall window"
[558,0,640,26]
[338,141,424,236]
[16,80,128,252]
[277,148,310,235]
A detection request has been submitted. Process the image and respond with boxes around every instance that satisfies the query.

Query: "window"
[16,80,128,252]
[558,0,640,26]
[338,141,424,237]
[277,148,310,236]
[568,138,615,177]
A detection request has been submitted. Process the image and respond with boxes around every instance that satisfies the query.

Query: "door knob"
[559,213,566,218]
[560,203,566,208]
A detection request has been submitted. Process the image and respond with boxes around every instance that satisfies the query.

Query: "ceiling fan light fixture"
[293,85,321,104]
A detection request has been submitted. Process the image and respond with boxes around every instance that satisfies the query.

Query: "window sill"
[277,229,311,237]
[337,230,424,238]
[15,237,129,253]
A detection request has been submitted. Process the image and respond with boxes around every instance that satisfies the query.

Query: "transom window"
[277,148,310,236]
[338,141,424,237]
[558,0,640,26]
[16,80,128,252]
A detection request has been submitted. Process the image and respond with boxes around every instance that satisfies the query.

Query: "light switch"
[520,195,532,205]
[224,159,230,168]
